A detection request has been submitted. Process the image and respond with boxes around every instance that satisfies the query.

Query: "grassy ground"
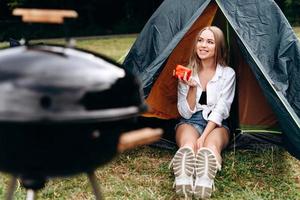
[294,27,300,37]
[0,34,137,62]
[0,29,300,199]
[0,146,299,200]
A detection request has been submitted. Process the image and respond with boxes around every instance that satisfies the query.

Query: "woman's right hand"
[179,72,197,87]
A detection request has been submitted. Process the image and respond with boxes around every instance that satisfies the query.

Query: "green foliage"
[1,0,299,41]
[276,0,300,25]
[6,0,26,9]
[0,0,163,41]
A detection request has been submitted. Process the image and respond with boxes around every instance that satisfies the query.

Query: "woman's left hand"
[197,137,205,149]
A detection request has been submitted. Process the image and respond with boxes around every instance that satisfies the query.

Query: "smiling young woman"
[169,26,236,199]
[196,29,216,61]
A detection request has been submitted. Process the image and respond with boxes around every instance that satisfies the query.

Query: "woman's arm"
[197,121,217,148]
[186,85,197,110]
[197,68,236,148]
[182,73,198,110]
[177,74,198,119]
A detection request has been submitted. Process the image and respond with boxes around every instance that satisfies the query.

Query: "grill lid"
[0,45,145,123]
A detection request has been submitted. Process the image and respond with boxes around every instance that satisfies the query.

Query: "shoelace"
[216,161,222,171]
[169,158,178,189]
[212,180,216,191]
[168,157,174,170]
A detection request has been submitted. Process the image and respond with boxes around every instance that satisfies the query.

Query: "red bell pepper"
[173,64,192,80]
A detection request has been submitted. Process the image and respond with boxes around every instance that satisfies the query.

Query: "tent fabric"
[143,3,218,119]
[123,0,300,159]
[144,3,279,128]
[229,28,279,128]
[220,0,300,158]
[123,0,211,95]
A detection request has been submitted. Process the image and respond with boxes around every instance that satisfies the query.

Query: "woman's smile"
[196,29,215,60]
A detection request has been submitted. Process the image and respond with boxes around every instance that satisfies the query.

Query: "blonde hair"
[188,26,227,74]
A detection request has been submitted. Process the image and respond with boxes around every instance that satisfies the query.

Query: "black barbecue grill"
[0,9,162,200]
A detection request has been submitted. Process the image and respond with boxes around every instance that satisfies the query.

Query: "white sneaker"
[194,147,219,199]
[170,146,195,199]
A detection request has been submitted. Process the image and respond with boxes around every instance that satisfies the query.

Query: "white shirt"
[177,64,236,126]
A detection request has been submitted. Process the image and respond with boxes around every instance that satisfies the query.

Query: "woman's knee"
[175,124,199,151]
[203,143,223,164]
[203,128,229,150]
[204,143,220,154]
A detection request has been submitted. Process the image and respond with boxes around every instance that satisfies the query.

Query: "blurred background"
[0,0,299,41]
[0,0,164,41]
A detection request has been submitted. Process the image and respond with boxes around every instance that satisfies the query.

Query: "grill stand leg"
[87,171,103,200]
[5,177,17,200]
[20,177,44,200]
[26,189,36,200]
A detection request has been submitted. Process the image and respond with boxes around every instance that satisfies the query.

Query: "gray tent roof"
[123,0,300,159]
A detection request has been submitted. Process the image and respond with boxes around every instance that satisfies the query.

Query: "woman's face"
[196,29,216,61]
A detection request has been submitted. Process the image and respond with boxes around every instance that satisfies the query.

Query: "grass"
[0,29,300,199]
[294,27,300,37]
[0,147,299,199]
[0,34,137,62]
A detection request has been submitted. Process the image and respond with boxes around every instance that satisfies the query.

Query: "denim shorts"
[175,111,230,135]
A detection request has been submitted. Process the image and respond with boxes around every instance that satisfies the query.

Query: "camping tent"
[123,0,300,159]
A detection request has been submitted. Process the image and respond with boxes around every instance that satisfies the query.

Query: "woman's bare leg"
[202,127,230,164]
[176,124,200,153]
[172,124,199,198]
